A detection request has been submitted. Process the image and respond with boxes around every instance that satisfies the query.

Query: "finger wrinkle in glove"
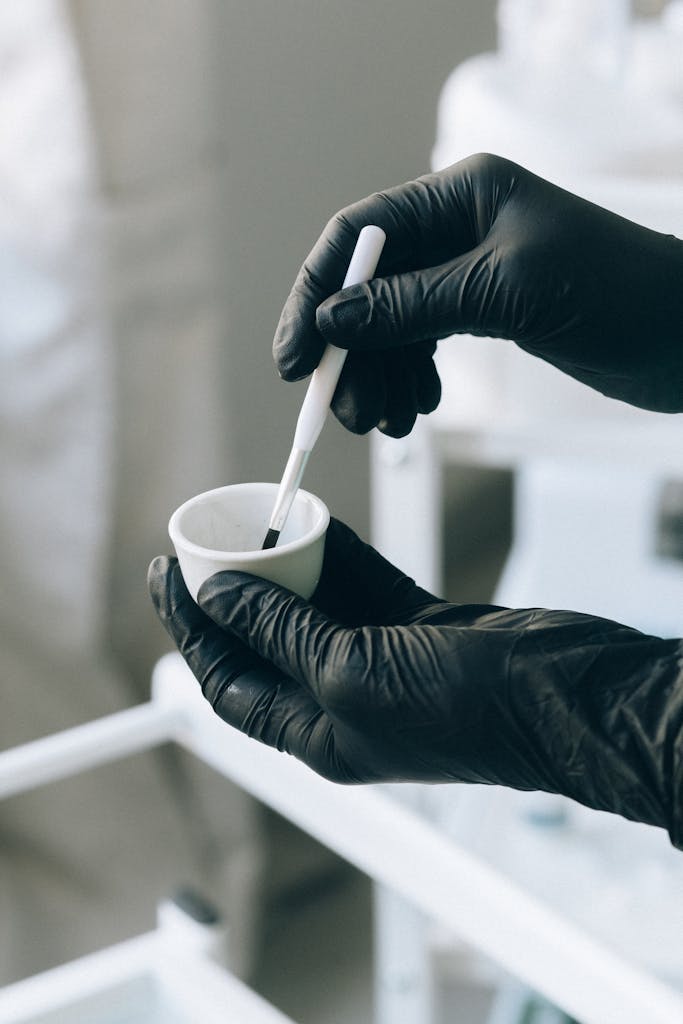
[199,647,265,709]
[255,588,341,690]
[316,722,359,783]
[201,574,343,695]
[371,277,404,345]
[390,627,448,706]
[296,707,332,765]
[238,678,282,740]
[315,629,379,715]
[228,673,332,768]
[510,628,683,836]
[177,628,210,662]
[611,649,683,847]
[203,576,295,642]
[215,668,284,731]
[337,626,432,720]
[245,584,308,653]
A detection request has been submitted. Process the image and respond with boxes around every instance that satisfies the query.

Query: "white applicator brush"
[263,224,386,549]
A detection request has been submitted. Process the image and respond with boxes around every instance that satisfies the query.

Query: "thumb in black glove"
[273,153,683,436]
[148,518,683,850]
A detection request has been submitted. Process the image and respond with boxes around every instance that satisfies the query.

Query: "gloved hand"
[274,153,683,436]
[148,518,683,849]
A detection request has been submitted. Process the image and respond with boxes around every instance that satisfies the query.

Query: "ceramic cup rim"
[168,481,330,563]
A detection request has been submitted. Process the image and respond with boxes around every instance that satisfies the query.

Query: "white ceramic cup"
[168,482,330,602]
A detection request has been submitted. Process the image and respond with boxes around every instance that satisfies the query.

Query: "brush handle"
[292,224,386,451]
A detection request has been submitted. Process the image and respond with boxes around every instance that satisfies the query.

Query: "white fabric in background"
[0,0,262,983]
[0,0,110,660]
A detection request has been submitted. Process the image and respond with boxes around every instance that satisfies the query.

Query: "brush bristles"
[262,527,280,550]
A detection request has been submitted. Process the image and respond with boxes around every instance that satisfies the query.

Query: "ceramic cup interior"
[168,482,329,602]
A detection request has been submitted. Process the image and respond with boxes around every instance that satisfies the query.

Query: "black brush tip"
[262,527,280,550]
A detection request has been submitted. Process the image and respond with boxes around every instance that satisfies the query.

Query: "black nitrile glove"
[148,518,683,850]
[274,153,683,436]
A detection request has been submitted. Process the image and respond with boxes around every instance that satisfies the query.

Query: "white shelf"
[0,927,295,1024]
[1,654,682,1024]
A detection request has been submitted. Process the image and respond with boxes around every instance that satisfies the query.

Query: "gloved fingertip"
[148,554,174,578]
[416,377,441,415]
[147,555,177,600]
[273,312,326,382]
[147,557,200,638]
[332,399,380,435]
[274,352,318,383]
[378,409,418,439]
[316,285,371,345]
